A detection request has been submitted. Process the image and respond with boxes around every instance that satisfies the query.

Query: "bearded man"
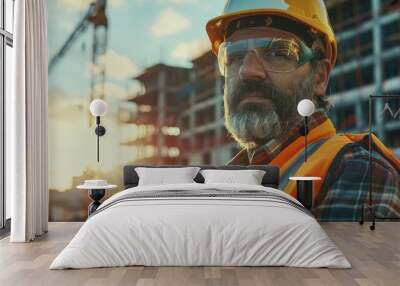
[206,0,400,221]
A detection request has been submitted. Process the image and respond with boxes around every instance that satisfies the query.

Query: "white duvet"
[50,183,351,269]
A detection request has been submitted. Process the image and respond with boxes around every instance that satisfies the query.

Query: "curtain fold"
[9,0,49,242]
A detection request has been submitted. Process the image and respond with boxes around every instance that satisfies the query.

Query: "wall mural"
[48,0,400,222]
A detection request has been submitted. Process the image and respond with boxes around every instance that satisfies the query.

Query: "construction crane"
[49,0,108,126]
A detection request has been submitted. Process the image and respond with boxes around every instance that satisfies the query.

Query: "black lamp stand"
[299,116,309,162]
[95,116,106,162]
[359,94,400,230]
[88,189,106,216]
[296,180,313,210]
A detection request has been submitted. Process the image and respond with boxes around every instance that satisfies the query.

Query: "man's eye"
[227,53,244,64]
[266,49,299,61]
[267,50,288,57]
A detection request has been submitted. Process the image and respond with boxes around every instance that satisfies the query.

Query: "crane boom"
[48,0,108,126]
[49,2,96,73]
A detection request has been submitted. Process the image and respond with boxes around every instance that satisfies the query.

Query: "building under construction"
[125,0,400,165]
[176,0,400,163]
[124,56,237,165]
[176,51,237,165]
[123,64,191,164]
[326,0,400,153]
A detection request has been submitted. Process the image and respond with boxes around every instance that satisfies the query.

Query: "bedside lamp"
[297,99,315,162]
[90,99,107,162]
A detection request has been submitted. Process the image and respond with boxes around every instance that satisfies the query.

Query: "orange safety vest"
[270,119,400,200]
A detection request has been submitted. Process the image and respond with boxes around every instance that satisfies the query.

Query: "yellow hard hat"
[206,0,337,66]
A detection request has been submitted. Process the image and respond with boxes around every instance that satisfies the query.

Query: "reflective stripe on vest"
[280,133,400,201]
[279,138,328,191]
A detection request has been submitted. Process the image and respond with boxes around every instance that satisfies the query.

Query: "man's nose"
[239,51,268,81]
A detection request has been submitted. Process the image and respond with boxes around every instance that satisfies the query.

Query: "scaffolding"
[123,64,190,164]
[123,0,400,164]
[326,0,400,155]
[175,51,237,165]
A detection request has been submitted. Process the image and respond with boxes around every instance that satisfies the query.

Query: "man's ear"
[313,59,332,97]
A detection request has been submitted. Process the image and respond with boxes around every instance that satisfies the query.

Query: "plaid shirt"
[247,111,328,164]
[228,113,400,221]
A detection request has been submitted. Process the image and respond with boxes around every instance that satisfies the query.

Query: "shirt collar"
[245,111,329,164]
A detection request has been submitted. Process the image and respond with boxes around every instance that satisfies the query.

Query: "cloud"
[168,0,198,3]
[109,0,125,7]
[90,50,139,80]
[58,0,93,10]
[127,81,145,96]
[48,85,131,121]
[171,38,211,61]
[48,86,138,191]
[151,8,190,37]
[93,82,129,100]
[58,0,125,11]
[134,0,199,5]
[48,88,88,121]
[156,0,199,4]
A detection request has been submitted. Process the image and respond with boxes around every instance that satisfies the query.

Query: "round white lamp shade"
[90,99,107,116]
[297,99,315,117]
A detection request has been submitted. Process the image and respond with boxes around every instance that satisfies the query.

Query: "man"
[206,0,400,220]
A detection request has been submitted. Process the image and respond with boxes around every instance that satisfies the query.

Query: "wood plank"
[0,222,399,286]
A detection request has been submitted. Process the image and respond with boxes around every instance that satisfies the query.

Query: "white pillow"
[200,169,266,185]
[135,167,200,186]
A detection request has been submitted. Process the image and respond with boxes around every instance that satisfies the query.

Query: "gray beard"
[229,110,282,149]
[225,73,315,149]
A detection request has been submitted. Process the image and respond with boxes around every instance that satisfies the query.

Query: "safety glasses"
[218,37,317,76]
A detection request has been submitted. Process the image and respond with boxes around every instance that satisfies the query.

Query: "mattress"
[50,183,351,269]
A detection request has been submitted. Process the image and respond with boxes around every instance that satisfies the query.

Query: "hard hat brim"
[206,8,337,66]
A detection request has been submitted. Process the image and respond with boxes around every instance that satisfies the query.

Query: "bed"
[50,165,351,269]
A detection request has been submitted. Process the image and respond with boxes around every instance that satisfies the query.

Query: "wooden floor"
[0,222,399,286]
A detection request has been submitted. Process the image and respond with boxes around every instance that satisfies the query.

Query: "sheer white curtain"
[8,0,49,242]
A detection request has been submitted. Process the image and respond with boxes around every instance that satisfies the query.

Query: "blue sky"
[48,0,225,95]
[46,0,225,190]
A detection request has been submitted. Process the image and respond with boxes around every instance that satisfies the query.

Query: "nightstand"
[77,181,117,216]
[289,177,321,210]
